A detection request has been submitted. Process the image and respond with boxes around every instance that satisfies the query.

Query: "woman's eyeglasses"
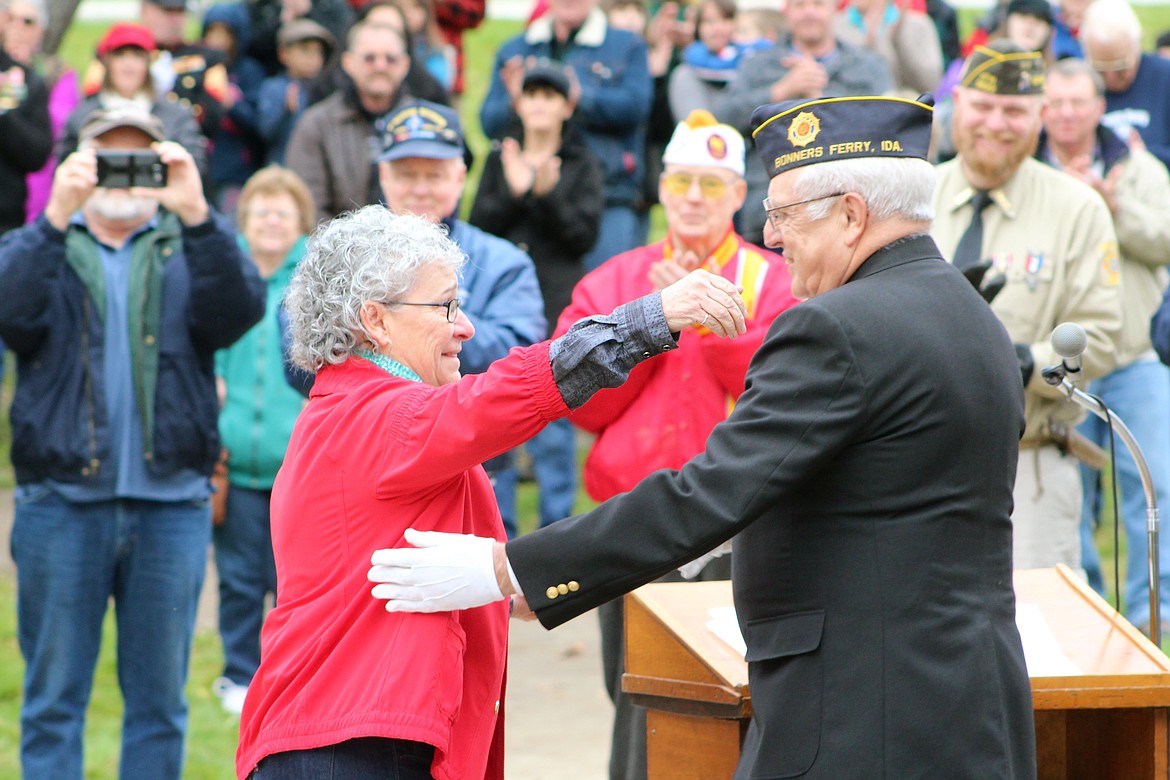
[388,298,463,322]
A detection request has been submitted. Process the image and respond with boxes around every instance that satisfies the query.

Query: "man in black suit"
[367,96,1038,779]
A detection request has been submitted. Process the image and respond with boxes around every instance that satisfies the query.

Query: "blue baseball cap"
[378,101,466,163]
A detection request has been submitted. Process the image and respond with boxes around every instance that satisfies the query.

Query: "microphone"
[1051,322,1087,379]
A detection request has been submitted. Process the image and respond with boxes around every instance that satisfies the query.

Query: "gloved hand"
[368,528,504,613]
[1014,343,1035,387]
[678,541,733,580]
[961,260,1006,304]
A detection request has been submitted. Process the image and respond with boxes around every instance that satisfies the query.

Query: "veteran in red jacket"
[235,205,747,780]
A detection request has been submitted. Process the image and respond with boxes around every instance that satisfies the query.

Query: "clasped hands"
[660,268,748,337]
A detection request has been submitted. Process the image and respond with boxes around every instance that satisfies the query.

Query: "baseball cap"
[97,22,157,57]
[378,101,466,162]
[522,61,572,99]
[277,18,337,59]
[1005,0,1054,25]
[79,107,167,145]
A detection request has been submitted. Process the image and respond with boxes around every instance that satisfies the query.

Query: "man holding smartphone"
[0,106,265,780]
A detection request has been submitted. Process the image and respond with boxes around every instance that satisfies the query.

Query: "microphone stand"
[1042,366,1161,646]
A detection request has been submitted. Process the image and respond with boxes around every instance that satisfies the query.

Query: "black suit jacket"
[509,234,1037,779]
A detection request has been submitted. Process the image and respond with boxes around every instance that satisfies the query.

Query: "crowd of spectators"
[8,0,1170,242]
[6,0,1170,777]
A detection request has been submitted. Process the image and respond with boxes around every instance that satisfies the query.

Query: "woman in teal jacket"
[211,166,313,714]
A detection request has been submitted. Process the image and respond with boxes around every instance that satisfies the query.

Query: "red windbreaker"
[237,344,568,780]
[555,231,798,501]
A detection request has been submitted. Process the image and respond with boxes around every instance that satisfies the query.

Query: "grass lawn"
[3,7,1170,777]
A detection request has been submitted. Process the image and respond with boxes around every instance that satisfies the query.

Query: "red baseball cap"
[97,23,156,57]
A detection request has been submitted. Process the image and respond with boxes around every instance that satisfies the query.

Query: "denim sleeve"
[549,292,678,409]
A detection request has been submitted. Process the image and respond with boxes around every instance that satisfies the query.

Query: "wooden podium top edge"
[631,567,1170,703]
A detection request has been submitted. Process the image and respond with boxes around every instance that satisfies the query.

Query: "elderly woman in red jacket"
[235,204,745,780]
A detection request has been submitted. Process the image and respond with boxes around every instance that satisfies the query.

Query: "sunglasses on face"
[660,172,735,199]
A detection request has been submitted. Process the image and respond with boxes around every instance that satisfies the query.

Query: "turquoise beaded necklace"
[356,349,423,383]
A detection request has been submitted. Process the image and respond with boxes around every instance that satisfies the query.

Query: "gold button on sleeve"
[556,583,569,595]
[567,581,580,592]
[545,586,559,599]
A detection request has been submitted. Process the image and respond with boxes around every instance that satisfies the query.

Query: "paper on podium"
[707,606,747,657]
[1015,602,1083,676]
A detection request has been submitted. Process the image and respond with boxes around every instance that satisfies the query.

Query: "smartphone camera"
[95,150,167,189]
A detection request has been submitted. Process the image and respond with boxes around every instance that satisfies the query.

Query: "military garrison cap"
[750,95,933,178]
[958,39,1046,95]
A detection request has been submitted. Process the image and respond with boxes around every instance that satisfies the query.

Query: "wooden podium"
[624,566,1170,780]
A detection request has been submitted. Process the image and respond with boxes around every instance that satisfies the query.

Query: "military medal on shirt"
[992,252,1045,292]
[0,66,27,113]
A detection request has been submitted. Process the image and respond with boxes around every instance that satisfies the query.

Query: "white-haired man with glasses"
[1081,0,1170,169]
[545,108,798,780]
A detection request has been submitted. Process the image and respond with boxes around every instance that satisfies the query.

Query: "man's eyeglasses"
[1088,54,1134,73]
[762,192,845,230]
[661,171,736,199]
[360,52,402,66]
[387,298,463,322]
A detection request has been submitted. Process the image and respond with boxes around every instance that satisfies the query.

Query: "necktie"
[952,190,993,271]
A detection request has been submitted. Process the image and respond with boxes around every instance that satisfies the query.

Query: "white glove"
[368,527,504,613]
[678,541,733,580]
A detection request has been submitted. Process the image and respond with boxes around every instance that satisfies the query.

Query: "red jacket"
[555,231,798,501]
[236,344,569,780]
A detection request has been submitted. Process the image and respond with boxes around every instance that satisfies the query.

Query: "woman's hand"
[660,269,747,337]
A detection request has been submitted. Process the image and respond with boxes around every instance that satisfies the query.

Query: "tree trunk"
[43,0,84,57]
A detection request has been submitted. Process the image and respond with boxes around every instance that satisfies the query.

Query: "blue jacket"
[448,219,546,374]
[1103,54,1170,170]
[203,2,267,187]
[448,219,545,475]
[256,72,309,165]
[479,8,652,208]
[1051,13,1082,61]
[0,212,265,488]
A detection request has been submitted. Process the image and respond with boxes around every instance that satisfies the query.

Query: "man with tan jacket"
[933,40,1122,572]
[1038,57,1170,634]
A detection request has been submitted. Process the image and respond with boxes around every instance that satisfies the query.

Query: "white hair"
[1081,0,1142,46]
[795,156,936,223]
[285,205,467,372]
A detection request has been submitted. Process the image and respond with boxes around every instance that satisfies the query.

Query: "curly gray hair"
[285,205,466,372]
